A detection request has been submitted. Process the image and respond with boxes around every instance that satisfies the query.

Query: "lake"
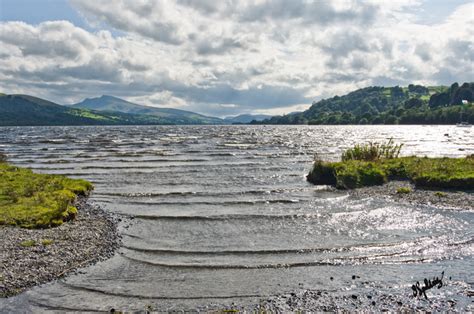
[0,125,473,311]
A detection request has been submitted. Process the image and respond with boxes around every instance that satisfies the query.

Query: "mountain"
[0,94,181,126]
[71,95,224,125]
[224,114,272,124]
[254,82,474,125]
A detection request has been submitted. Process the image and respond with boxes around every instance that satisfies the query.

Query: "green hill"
[71,95,224,125]
[256,82,474,125]
[0,94,178,126]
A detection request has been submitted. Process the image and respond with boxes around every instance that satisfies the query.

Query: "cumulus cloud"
[0,0,473,116]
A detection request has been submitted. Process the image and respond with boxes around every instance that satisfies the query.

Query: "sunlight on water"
[0,125,472,311]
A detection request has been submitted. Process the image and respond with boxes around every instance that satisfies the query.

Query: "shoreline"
[0,197,120,297]
[347,180,474,211]
[257,181,474,311]
[199,181,474,312]
[1,181,472,310]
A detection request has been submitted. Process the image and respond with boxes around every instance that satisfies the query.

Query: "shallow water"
[1,125,473,311]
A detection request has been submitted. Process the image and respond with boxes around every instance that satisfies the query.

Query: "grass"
[70,109,111,121]
[396,187,411,194]
[20,240,36,247]
[308,143,474,189]
[341,138,403,162]
[0,162,93,228]
[41,239,54,245]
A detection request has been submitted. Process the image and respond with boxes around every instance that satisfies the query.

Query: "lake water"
[0,125,473,311]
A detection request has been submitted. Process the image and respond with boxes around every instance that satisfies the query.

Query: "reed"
[341,138,403,161]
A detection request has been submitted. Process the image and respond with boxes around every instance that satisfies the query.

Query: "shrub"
[341,138,403,161]
[0,152,6,163]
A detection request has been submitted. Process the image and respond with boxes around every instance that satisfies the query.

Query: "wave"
[130,212,314,221]
[121,252,428,269]
[95,187,311,198]
[61,282,271,300]
[120,237,444,255]
[121,245,351,255]
[120,199,302,206]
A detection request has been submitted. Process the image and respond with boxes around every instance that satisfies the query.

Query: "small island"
[307,140,473,189]
[307,140,474,210]
[0,153,119,297]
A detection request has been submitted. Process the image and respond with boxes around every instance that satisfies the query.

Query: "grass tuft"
[41,239,54,246]
[396,187,411,194]
[20,240,36,247]
[341,138,403,162]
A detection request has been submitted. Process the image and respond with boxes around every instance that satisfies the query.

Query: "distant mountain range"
[0,94,273,126]
[224,114,271,124]
[70,95,223,125]
[2,82,472,126]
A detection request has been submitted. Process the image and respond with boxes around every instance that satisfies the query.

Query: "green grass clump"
[333,160,386,189]
[0,162,93,228]
[20,240,36,247]
[41,239,54,246]
[396,187,411,194]
[341,138,403,162]
[308,143,474,190]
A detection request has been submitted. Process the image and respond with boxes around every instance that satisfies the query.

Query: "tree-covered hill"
[255,82,474,125]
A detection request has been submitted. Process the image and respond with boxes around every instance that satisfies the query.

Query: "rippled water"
[1,125,473,311]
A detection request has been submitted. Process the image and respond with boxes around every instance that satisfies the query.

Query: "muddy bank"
[0,197,120,297]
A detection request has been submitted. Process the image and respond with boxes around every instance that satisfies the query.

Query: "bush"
[0,152,7,163]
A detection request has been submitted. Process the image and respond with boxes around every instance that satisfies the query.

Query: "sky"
[0,0,473,117]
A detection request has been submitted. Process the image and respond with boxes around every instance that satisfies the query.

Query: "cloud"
[70,0,187,45]
[1,1,473,117]
[0,21,95,60]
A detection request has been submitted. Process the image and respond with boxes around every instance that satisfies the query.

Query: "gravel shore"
[348,180,474,210]
[0,197,120,297]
